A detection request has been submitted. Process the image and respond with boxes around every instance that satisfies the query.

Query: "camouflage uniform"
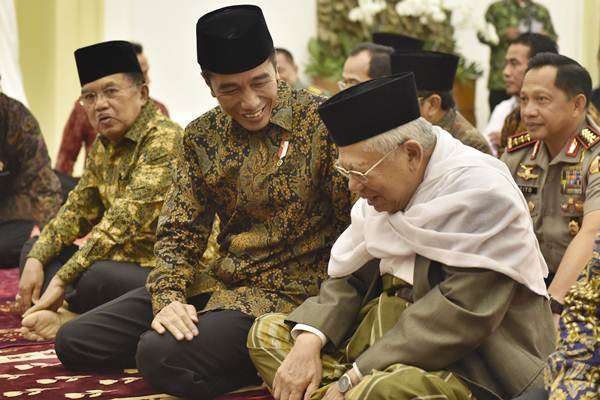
[544,233,600,400]
[436,108,492,154]
[28,101,184,284]
[0,92,61,226]
[478,0,556,92]
[147,81,353,316]
[501,117,600,274]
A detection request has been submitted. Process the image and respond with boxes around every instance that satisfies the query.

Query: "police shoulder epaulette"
[507,131,536,153]
[577,125,600,149]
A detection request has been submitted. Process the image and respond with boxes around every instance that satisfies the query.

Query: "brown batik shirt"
[0,93,61,226]
[147,81,353,317]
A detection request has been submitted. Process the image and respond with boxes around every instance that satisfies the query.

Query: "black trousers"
[488,89,511,112]
[19,237,149,314]
[56,287,261,399]
[0,219,35,268]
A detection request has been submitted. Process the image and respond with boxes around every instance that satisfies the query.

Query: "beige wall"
[583,0,600,85]
[15,0,103,171]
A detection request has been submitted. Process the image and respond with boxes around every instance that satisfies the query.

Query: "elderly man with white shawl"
[247,73,555,400]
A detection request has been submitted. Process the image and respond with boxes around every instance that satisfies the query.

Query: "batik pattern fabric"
[545,234,600,400]
[248,276,473,400]
[28,101,184,284]
[0,93,61,226]
[147,81,353,317]
[478,0,556,91]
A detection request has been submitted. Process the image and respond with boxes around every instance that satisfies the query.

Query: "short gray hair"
[361,117,436,154]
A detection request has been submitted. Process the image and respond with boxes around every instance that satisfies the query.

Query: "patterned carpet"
[0,268,273,400]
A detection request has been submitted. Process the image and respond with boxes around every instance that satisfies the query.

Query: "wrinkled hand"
[22,275,65,317]
[151,300,199,341]
[15,258,44,314]
[273,332,323,400]
[323,383,345,400]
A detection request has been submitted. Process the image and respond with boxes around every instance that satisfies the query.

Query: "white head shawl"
[328,126,548,297]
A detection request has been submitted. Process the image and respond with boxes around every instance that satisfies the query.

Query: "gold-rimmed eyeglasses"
[334,145,400,184]
[78,84,140,108]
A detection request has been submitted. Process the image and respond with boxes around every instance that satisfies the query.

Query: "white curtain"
[0,0,28,105]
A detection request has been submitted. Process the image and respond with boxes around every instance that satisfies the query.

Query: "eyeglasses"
[334,145,400,184]
[78,85,139,107]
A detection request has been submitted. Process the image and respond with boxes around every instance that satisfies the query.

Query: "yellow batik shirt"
[28,101,183,284]
[147,82,353,316]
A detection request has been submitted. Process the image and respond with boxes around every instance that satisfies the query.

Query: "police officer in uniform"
[502,53,600,322]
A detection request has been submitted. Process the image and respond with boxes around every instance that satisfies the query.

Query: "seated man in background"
[0,79,61,268]
[494,33,559,156]
[485,33,558,155]
[339,42,394,90]
[275,47,303,89]
[15,40,183,341]
[54,42,169,199]
[502,53,600,325]
[53,5,351,400]
[339,32,423,91]
[249,73,554,400]
[392,51,491,153]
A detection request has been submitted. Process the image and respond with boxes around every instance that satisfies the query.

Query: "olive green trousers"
[247,277,473,400]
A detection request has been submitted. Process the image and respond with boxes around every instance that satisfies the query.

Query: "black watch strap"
[550,296,564,315]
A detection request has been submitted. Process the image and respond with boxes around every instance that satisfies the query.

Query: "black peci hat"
[372,32,424,53]
[391,51,459,92]
[318,73,421,147]
[74,40,141,86]
[196,5,274,74]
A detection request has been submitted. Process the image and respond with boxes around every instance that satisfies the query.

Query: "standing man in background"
[478,0,556,111]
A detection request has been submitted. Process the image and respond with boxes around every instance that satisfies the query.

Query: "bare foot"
[20,308,78,340]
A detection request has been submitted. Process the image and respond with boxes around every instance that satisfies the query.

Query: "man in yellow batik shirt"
[16,40,184,341]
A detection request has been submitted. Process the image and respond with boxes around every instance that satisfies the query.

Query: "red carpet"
[0,268,273,399]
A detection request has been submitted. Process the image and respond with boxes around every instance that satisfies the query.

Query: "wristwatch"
[337,373,353,393]
[549,295,564,315]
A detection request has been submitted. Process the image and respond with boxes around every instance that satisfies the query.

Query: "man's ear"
[572,93,587,116]
[140,84,149,103]
[402,140,424,171]
[428,94,442,113]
